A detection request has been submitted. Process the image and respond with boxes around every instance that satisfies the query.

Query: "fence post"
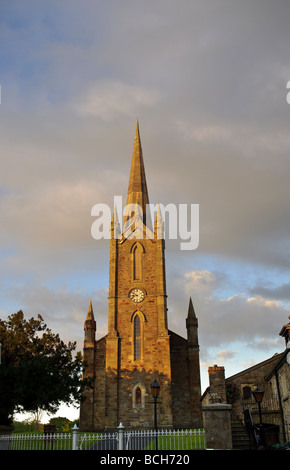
[118,422,124,450]
[72,424,79,450]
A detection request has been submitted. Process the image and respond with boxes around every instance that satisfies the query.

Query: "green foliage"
[0,311,92,425]
[12,419,36,433]
[49,417,71,432]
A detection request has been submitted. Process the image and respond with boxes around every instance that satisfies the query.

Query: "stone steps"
[231,419,252,450]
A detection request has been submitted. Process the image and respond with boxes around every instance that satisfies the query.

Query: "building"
[201,316,290,443]
[264,317,290,442]
[79,122,203,431]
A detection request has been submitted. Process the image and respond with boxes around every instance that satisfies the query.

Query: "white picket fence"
[0,424,206,451]
[0,431,73,450]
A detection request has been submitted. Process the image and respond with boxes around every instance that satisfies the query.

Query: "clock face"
[129,288,145,303]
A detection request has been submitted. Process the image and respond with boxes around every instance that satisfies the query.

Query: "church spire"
[125,120,149,225]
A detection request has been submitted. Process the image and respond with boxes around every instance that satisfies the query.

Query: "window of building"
[132,243,143,281]
[135,387,142,405]
[134,315,141,360]
[242,386,252,400]
[131,382,146,409]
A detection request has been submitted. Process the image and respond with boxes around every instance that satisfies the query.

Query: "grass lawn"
[143,429,206,450]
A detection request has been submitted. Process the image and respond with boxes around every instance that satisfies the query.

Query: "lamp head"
[150,379,160,399]
[253,388,264,404]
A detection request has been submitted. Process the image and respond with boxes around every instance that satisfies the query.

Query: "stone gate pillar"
[202,403,232,450]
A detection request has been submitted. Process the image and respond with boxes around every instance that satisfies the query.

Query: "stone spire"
[186,297,198,347]
[154,203,164,239]
[86,299,94,320]
[186,297,203,426]
[187,297,197,320]
[84,300,96,348]
[124,120,149,225]
[111,204,120,240]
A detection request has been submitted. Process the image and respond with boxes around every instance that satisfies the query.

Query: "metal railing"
[243,394,280,414]
[0,431,73,450]
[0,424,206,451]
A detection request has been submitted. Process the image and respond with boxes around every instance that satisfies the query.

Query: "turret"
[84,300,96,349]
[111,204,120,240]
[186,296,203,427]
[186,297,198,348]
[154,203,164,240]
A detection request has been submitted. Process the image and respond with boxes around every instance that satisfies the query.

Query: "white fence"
[0,431,73,450]
[0,424,206,451]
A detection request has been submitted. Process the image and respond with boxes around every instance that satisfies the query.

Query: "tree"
[31,408,44,431]
[12,419,36,433]
[49,416,71,432]
[0,311,92,425]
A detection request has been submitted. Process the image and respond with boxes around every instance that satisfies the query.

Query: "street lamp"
[150,379,160,450]
[252,387,265,448]
[252,387,264,425]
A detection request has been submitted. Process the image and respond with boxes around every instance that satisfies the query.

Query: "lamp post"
[252,387,264,425]
[150,379,160,450]
[253,387,265,448]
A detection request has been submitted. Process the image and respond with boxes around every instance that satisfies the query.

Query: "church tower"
[79,122,203,430]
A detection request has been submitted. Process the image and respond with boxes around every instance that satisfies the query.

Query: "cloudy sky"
[1,1,290,420]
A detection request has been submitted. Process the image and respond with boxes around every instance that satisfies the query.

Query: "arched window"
[135,387,142,405]
[242,386,252,400]
[134,315,141,360]
[131,381,146,409]
[132,243,143,280]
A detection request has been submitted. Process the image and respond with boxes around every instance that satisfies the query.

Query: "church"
[79,122,203,431]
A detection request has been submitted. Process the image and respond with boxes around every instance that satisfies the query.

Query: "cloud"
[74,81,159,121]
[245,337,281,352]
[168,269,288,353]
[249,283,290,302]
[1,0,290,390]
[1,281,108,348]
[184,269,225,296]
[216,350,239,362]
[0,181,101,251]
